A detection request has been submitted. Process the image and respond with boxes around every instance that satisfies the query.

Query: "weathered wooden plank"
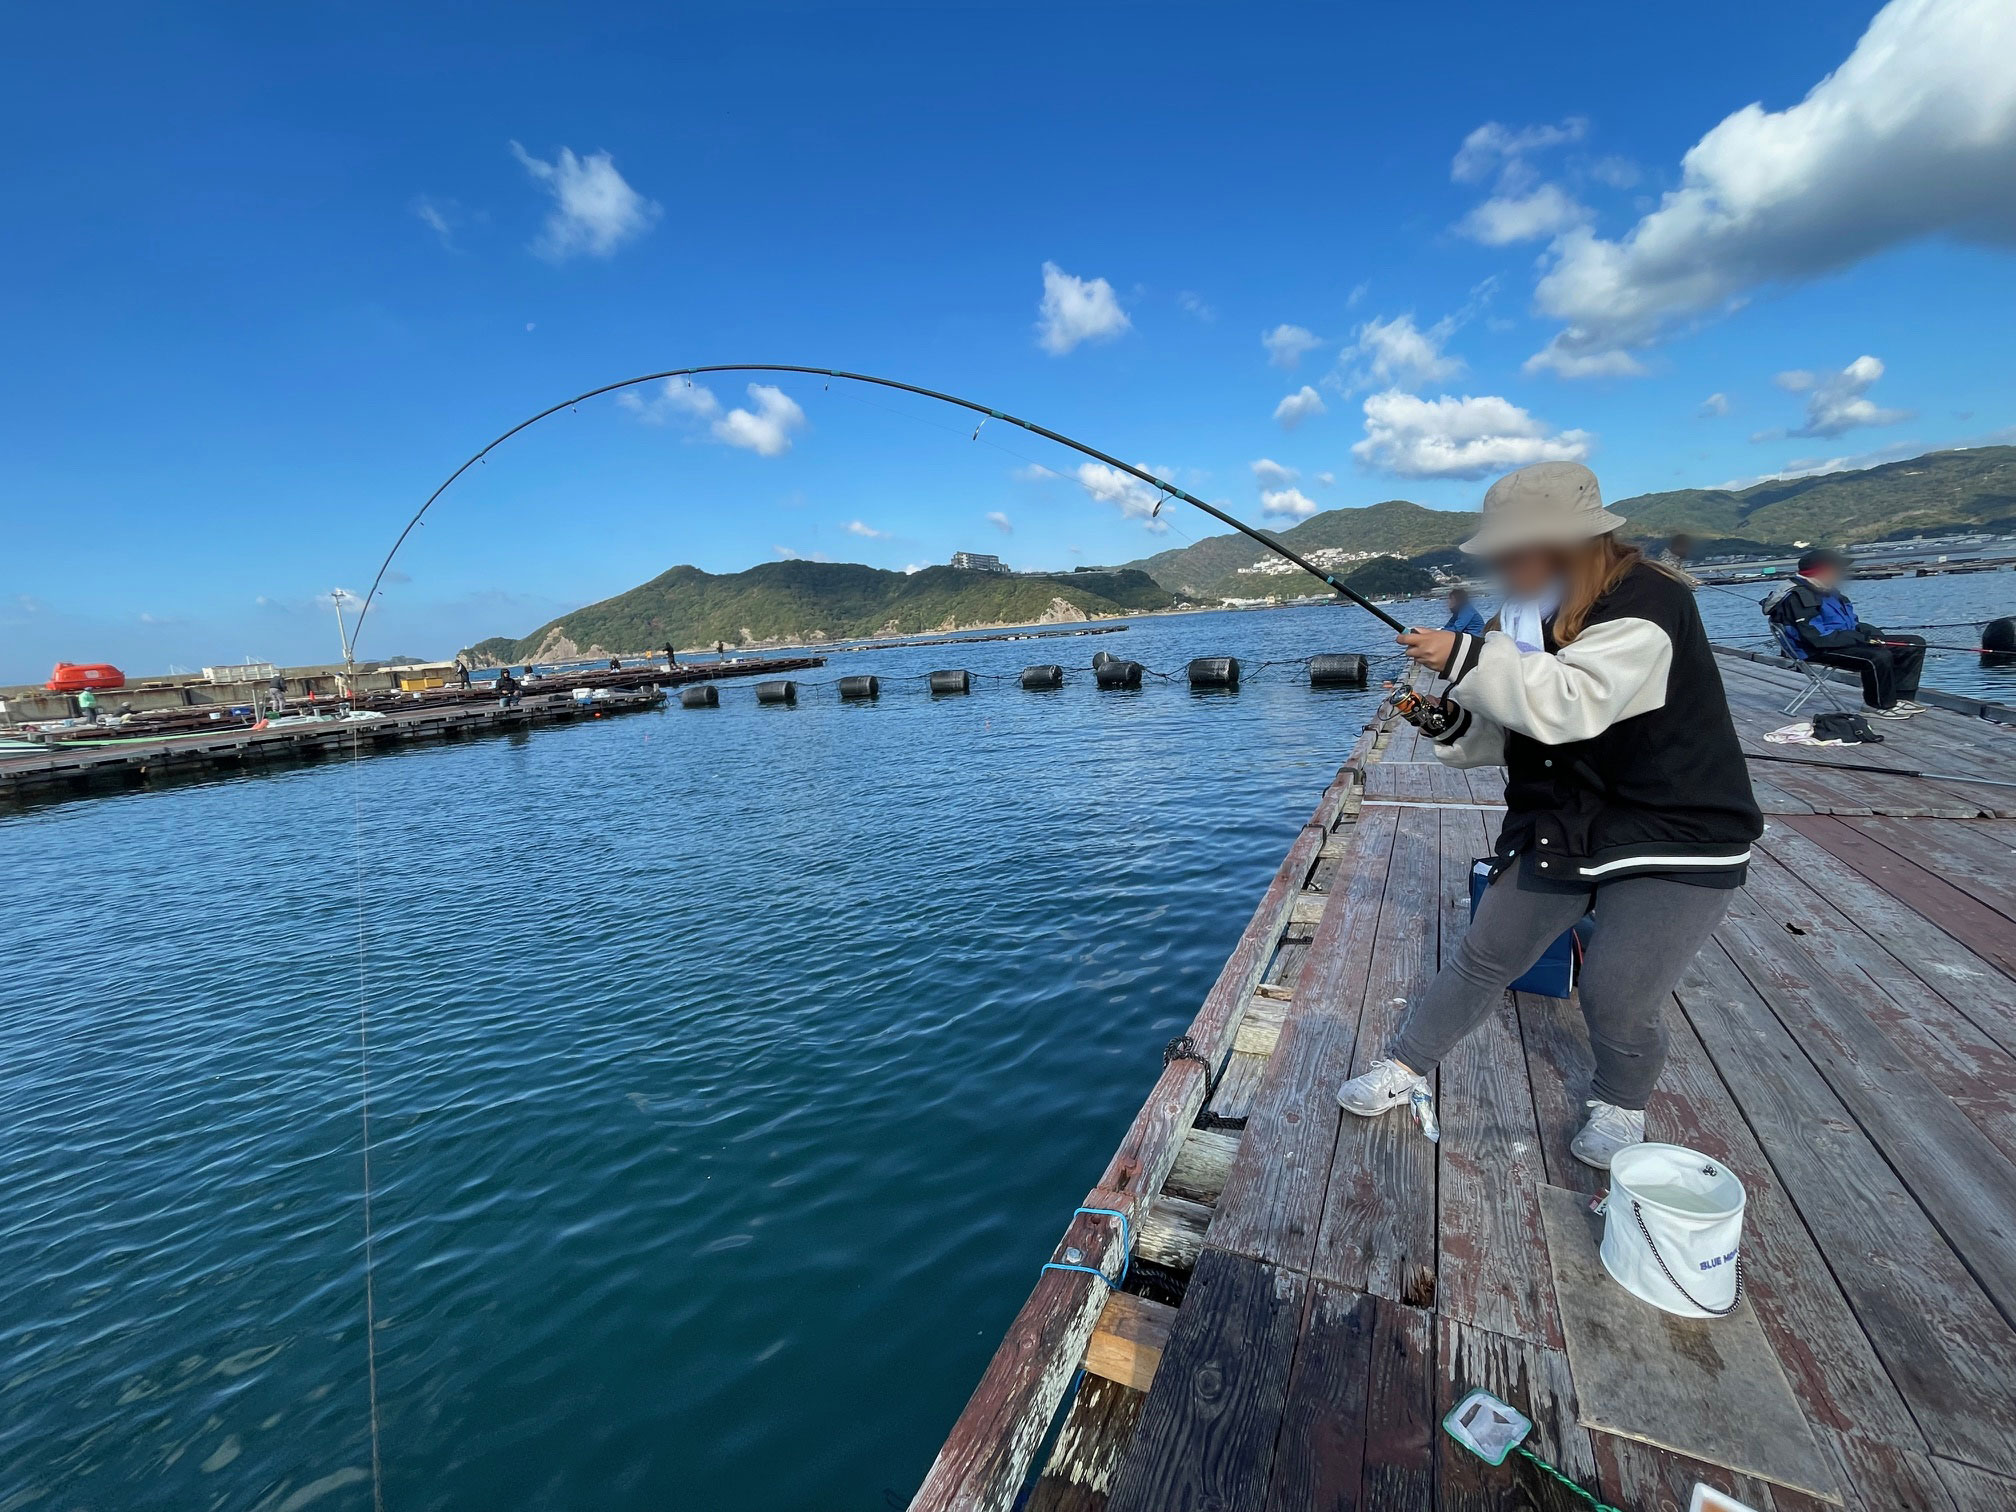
[1734,855,2016,1163]
[1163,1129,1241,1206]
[1312,804,1443,1306]
[1844,816,2016,926]
[1675,943,2016,1477]
[1754,822,2016,1056]
[1233,995,1288,1055]
[1207,1051,1269,1122]
[1590,1432,1797,1512]
[1809,1430,1964,1512]
[908,1206,1133,1511]
[1136,1193,1211,1272]
[1263,1282,1373,1512]
[1360,1293,1436,1511]
[1437,1318,1597,1512]
[1434,807,1563,1349]
[1781,815,2016,979]
[1537,1185,1837,1500]
[1934,1455,2016,1512]
[1105,1250,1307,1512]
[1084,1291,1178,1393]
[1208,806,1399,1270]
[1027,1374,1148,1512]
[1712,899,2016,1321]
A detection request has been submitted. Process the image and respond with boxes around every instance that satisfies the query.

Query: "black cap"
[1797,547,1849,574]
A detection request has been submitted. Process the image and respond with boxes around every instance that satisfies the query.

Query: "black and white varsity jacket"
[1432,561,1762,885]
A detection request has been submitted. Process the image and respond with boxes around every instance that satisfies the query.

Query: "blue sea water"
[2,574,2010,1512]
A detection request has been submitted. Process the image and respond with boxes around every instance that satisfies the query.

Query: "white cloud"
[617,379,722,425]
[986,510,1013,534]
[1700,392,1731,417]
[1451,118,1588,184]
[1262,323,1323,368]
[1036,261,1131,354]
[1353,391,1593,479]
[1250,458,1299,487]
[1785,355,1913,438]
[1178,290,1216,321]
[1076,462,1168,530]
[904,562,929,574]
[1010,463,1057,484]
[1588,155,1641,189]
[773,545,832,562]
[1316,470,1337,486]
[1458,183,1590,246]
[845,520,889,539]
[509,142,660,260]
[1775,370,1816,393]
[1526,0,2016,374]
[1346,282,1369,309]
[1274,386,1327,430]
[412,196,459,248]
[1261,487,1320,519]
[1340,314,1466,391]
[712,384,805,456]
[1523,341,1647,379]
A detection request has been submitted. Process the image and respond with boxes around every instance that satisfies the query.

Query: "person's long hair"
[1553,534,1686,644]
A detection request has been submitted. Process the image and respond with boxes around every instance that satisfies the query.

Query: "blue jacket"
[1769,576,1873,652]
[1443,604,1487,637]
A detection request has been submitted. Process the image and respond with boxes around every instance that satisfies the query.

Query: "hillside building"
[950,551,1008,573]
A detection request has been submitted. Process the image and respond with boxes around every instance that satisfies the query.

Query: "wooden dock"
[910,647,2016,1512]
[0,686,665,801]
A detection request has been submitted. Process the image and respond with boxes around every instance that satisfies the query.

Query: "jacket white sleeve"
[1439,622,1672,745]
[1430,702,1506,768]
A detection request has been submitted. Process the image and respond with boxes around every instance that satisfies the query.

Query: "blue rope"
[1039,1206,1132,1290]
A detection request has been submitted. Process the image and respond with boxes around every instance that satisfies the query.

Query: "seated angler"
[1769,548,1927,719]
[1441,585,1487,637]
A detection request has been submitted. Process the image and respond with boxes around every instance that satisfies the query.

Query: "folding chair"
[1771,622,1847,716]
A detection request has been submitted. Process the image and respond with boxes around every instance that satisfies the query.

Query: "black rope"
[1162,1034,1217,1096]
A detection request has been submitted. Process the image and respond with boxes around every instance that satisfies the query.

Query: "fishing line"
[347,365,1408,657]
[347,726,386,1512]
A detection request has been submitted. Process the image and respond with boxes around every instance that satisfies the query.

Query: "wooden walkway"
[911,648,2016,1512]
[0,686,666,802]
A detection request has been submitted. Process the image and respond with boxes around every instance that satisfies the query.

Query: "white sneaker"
[1570,1099,1645,1169]
[1869,705,1914,719]
[1895,699,1929,713]
[1337,1057,1429,1117]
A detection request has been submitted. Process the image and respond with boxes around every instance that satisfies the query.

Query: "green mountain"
[1612,446,2016,545]
[1126,499,1480,599]
[460,561,1177,664]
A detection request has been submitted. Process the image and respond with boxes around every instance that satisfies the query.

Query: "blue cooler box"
[1469,860,1584,999]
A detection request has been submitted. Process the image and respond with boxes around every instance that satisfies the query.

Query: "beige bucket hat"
[1459,461,1627,556]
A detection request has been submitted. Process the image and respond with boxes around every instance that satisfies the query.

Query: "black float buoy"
[1984,617,2016,668]
[838,675,881,701]
[1020,664,1064,689]
[1095,659,1144,689]
[1309,653,1369,687]
[929,669,972,695]
[1091,650,1116,671]
[755,680,797,704]
[1186,656,1240,689]
[679,684,719,708]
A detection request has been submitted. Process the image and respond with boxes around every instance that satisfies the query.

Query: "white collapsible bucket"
[1599,1143,1746,1318]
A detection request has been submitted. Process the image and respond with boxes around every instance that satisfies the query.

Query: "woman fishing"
[1336,461,1762,1168]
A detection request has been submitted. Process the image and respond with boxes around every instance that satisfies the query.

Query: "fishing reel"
[1391,687,1459,738]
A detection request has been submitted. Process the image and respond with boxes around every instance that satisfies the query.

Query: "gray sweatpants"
[1392,869,1733,1109]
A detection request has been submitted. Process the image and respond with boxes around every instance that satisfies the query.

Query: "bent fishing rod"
[349,364,1411,653]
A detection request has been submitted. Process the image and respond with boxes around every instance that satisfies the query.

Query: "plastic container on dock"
[1309,653,1369,687]
[755,680,798,704]
[573,687,596,704]
[1094,660,1144,689]
[838,675,880,701]
[1020,664,1064,689]
[928,669,972,695]
[679,685,720,708]
[1186,656,1240,688]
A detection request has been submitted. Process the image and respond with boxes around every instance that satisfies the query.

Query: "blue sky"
[4,0,2013,678]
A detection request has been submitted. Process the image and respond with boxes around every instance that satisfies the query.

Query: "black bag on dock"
[1812,711,1883,744]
